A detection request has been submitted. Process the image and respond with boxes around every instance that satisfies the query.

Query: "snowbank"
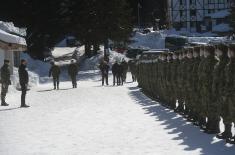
[212,23,232,32]
[207,10,230,19]
[130,31,166,49]
[130,29,226,50]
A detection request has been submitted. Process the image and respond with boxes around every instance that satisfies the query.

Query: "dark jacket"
[112,63,118,75]
[99,63,110,75]
[18,64,29,85]
[49,65,61,77]
[0,64,11,85]
[68,64,79,76]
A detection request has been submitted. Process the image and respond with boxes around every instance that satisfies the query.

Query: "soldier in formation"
[49,62,61,90]
[135,43,235,144]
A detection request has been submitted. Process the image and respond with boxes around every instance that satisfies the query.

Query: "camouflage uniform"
[212,44,229,134]
[191,46,201,122]
[199,45,218,131]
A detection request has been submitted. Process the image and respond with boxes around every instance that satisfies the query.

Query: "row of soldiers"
[135,43,235,144]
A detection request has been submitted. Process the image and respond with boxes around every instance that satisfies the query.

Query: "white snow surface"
[212,23,232,32]
[0,21,26,36]
[0,29,26,45]
[207,10,230,19]
[1,68,235,154]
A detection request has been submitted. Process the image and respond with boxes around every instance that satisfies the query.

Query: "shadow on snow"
[128,86,235,155]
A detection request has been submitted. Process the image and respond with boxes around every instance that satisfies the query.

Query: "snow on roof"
[212,23,232,32]
[51,47,77,58]
[207,10,230,19]
[0,29,26,45]
[0,21,26,36]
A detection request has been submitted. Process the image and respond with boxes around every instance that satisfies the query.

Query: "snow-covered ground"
[0,68,235,154]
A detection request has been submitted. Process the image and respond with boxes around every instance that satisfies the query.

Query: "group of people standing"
[0,59,79,108]
[1,59,29,108]
[135,43,235,144]
[99,59,129,86]
[49,60,79,90]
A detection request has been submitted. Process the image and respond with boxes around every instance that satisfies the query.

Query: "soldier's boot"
[216,123,232,140]
[1,95,8,106]
[199,116,207,130]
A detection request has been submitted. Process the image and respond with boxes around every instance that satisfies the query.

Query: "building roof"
[0,29,26,46]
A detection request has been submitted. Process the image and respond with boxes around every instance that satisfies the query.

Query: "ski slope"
[0,71,235,155]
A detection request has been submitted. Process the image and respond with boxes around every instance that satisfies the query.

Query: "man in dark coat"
[117,63,124,86]
[99,61,109,86]
[0,59,11,106]
[121,60,128,83]
[18,59,29,108]
[49,62,61,90]
[68,60,79,88]
[112,61,118,86]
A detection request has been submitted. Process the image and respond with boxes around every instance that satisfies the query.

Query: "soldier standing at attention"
[210,44,229,135]
[49,62,61,90]
[68,60,79,88]
[172,51,180,111]
[220,44,235,143]
[18,59,30,108]
[184,47,195,119]
[200,45,218,132]
[0,60,11,106]
[191,46,201,124]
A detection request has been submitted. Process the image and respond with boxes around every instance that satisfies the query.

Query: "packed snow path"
[0,71,235,155]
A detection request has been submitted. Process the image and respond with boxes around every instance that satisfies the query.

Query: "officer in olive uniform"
[49,62,61,90]
[68,60,79,88]
[0,60,11,106]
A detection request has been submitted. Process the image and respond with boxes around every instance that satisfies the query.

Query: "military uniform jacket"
[0,64,11,85]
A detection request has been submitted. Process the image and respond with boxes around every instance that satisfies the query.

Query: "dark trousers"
[117,75,123,86]
[113,74,117,85]
[102,74,108,86]
[1,84,9,104]
[71,75,77,88]
[53,76,60,89]
[21,84,27,106]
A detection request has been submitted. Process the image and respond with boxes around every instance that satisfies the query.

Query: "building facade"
[168,0,231,33]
